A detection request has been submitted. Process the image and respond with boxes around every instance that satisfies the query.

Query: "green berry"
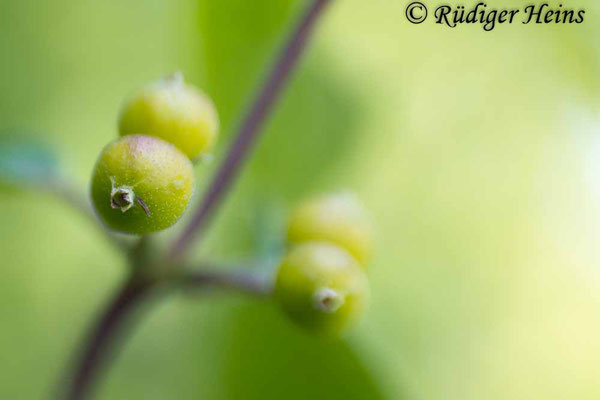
[275,242,369,334]
[287,192,373,266]
[118,73,219,161]
[90,135,194,234]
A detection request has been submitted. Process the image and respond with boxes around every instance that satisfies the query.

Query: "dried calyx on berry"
[91,135,194,234]
[274,242,369,334]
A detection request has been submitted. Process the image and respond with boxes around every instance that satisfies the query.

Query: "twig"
[179,268,273,297]
[60,276,155,400]
[59,267,270,400]
[168,0,333,260]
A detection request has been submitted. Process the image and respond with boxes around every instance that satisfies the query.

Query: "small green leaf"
[0,139,60,188]
[253,199,286,268]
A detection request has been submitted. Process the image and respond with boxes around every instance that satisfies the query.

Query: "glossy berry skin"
[91,135,194,234]
[118,74,219,161]
[275,242,369,334]
[287,193,373,266]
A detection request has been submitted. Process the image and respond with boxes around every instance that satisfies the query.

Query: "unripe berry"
[118,73,219,161]
[90,135,194,234]
[275,242,369,334]
[287,192,373,266]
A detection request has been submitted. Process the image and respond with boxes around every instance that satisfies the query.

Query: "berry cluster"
[275,193,373,333]
[91,73,219,234]
[89,74,372,334]
[50,4,357,396]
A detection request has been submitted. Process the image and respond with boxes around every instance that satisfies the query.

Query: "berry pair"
[275,193,373,334]
[91,74,219,234]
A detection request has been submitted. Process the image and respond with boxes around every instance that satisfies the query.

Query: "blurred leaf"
[252,199,286,268]
[198,0,301,133]
[0,138,60,188]
[196,2,389,400]
[3,0,600,399]
[249,63,365,198]
[219,302,389,400]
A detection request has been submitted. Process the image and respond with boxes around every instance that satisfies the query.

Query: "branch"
[59,276,155,400]
[168,0,333,260]
[59,267,269,400]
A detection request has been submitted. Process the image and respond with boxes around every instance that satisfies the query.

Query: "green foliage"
[0,138,59,188]
[195,2,386,399]
[2,1,600,400]
[216,301,388,400]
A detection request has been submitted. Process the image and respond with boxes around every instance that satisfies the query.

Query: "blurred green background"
[1,0,600,399]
